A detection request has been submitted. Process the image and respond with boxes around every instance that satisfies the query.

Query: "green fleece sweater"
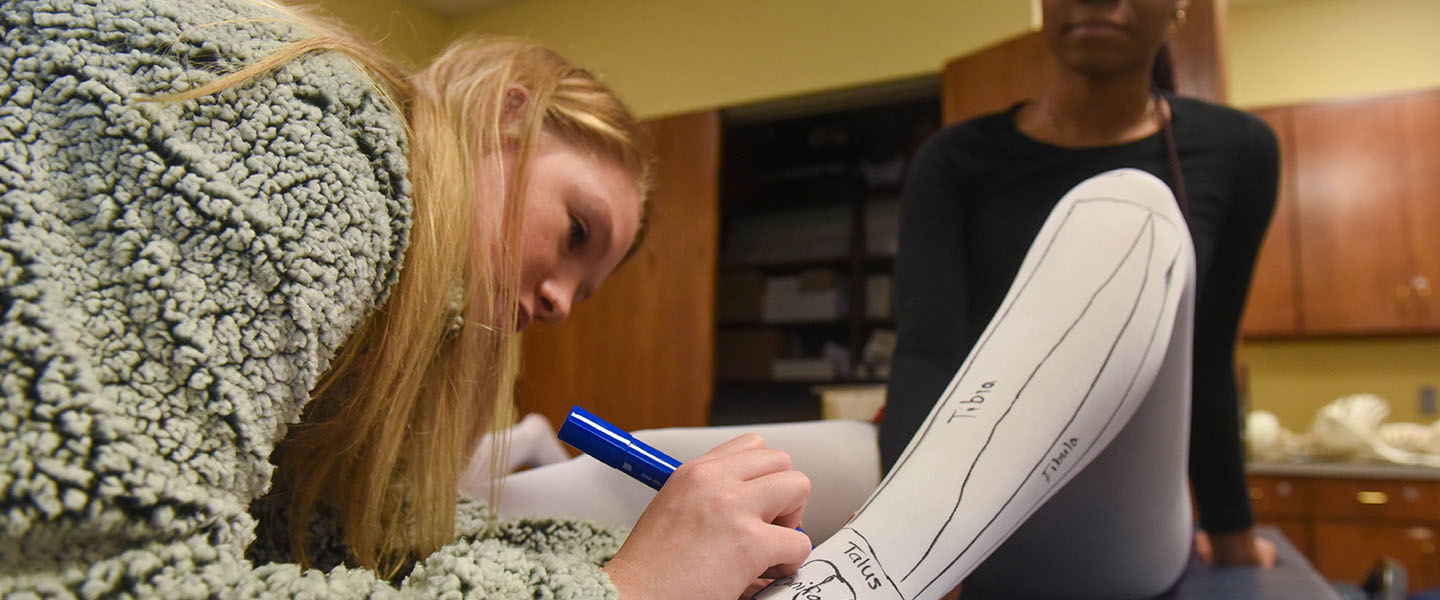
[0,0,624,596]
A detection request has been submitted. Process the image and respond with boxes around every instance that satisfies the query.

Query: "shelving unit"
[711,86,940,424]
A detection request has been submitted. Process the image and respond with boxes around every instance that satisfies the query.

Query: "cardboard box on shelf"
[722,205,851,265]
[866,199,901,257]
[716,329,789,381]
[717,270,766,323]
[771,357,838,381]
[763,269,848,322]
[797,268,839,291]
[866,274,892,319]
[815,384,887,422]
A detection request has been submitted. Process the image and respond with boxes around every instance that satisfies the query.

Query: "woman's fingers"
[679,441,792,486]
[697,432,767,459]
[749,469,812,578]
[758,526,814,577]
[745,469,810,527]
[740,578,773,600]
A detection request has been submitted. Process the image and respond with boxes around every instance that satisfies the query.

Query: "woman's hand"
[1193,527,1278,568]
[604,434,813,600]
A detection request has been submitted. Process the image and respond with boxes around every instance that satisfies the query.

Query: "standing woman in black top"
[880,0,1279,591]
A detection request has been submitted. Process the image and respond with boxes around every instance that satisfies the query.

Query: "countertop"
[1249,460,1440,480]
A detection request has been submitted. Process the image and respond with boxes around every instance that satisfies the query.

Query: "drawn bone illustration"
[757,169,1196,600]
[768,559,858,600]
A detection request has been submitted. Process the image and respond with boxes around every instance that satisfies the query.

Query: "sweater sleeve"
[1187,113,1280,534]
[0,1,621,597]
[878,129,973,471]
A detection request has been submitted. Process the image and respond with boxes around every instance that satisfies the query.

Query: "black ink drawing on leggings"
[755,168,1195,600]
[768,559,858,600]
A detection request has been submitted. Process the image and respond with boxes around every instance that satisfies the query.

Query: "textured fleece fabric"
[0,0,624,596]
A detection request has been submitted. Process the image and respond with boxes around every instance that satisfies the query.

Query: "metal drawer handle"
[1357,490,1389,505]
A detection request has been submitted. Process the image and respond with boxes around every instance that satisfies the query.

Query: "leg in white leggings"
[756,169,1195,600]
[959,275,1194,599]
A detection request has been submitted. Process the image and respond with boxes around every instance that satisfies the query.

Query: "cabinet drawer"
[1311,478,1440,522]
[1314,522,1440,594]
[1249,475,1312,517]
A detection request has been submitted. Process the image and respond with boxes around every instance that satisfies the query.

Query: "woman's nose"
[536,280,573,323]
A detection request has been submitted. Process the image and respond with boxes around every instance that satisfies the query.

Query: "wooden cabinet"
[1241,88,1440,337]
[517,111,720,432]
[1240,107,1302,336]
[1250,469,1440,593]
[1292,90,1440,334]
[942,32,1051,126]
[1398,91,1440,330]
[1313,522,1440,591]
[1248,473,1313,555]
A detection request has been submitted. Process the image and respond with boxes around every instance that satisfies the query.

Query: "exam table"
[1169,525,1340,599]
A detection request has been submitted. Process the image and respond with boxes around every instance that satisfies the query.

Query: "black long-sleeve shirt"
[878,94,1279,535]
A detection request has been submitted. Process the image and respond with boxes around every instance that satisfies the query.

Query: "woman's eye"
[568,215,589,250]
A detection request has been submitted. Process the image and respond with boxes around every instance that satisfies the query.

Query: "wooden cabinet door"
[1310,477,1440,523]
[1397,89,1440,330]
[1314,522,1440,594]
[1240,107,1302,336]
[1167,0,1229,103]
[942,31,1051,126]
[1249,475,1316,558]
[1249,474,1313,517]
[1291,96,1420,334]
[517,111,721,432]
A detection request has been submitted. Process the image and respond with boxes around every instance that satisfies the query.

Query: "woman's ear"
[503,85,531,122]
[1174,0,1191,26]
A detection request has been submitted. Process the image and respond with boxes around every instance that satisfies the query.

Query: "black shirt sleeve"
[880,130,973,469]
[1189,114,1280,534]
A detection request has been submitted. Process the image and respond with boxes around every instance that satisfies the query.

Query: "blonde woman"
[0,0,810,597]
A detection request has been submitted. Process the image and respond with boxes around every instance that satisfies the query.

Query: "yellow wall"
[1242,339,1440,432]
[1228,0,1440,108]
[303,0,1440,121]
[312,0,1440,114]
[455,0,1033,119]
[310,0,453,66]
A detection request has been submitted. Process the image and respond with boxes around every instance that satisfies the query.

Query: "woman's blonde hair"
[180,3,651,578]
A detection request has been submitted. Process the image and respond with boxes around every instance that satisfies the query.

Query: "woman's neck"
[1018,69,1165,148]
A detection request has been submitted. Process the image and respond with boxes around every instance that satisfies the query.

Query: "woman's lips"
[1068,20,1128,38]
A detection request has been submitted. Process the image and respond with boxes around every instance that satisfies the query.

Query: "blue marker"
[557,406,808,540]
[558,405,681,491]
